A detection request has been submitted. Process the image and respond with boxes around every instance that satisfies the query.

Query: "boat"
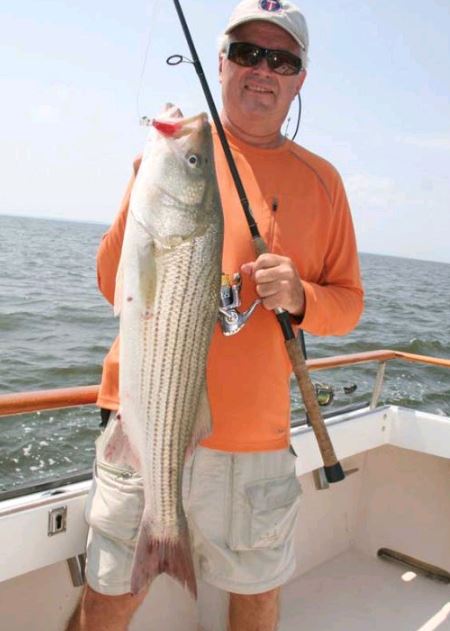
[1,349,449,630]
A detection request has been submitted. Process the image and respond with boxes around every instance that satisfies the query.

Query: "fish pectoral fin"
[186,382,212,458]
[103,413,141,472]
[130,522,197,598]
[153,235,186,253]
[116,214,157,318]
[153,224,209,254]
[138,239,157,318]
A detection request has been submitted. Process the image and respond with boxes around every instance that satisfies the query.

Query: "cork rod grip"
[253,236,344,483]
[286,338,339,467]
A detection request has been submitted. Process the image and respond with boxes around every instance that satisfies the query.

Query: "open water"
[0,214,449,492]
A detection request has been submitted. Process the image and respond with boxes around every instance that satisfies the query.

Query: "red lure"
[151,119,182,136]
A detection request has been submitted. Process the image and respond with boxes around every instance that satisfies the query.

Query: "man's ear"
[218,53,224,84]
[293,69,307,100]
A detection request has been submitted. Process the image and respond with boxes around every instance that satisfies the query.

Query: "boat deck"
[1,351,449,630]
[281,549,450,631]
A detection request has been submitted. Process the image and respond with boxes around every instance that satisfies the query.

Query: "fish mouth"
[179,112,209,137]
[182,112,208,125]
[153,112,209,138]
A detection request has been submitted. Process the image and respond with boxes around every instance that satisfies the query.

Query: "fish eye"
[187,153,202,168]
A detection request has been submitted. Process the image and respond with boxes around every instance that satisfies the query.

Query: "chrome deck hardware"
[48,506,67,536]
[67,554,86,587]
[314,383,335,407]
[370,362,386,409]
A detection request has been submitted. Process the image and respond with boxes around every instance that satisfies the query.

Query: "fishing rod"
[170,0,344,483]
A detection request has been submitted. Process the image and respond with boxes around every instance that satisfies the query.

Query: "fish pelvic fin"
[130,522,197,599]
[103,412,140,472]
[186,381,212,459]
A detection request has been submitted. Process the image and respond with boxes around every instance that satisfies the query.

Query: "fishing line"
[291,93,302,141]
[136,0,163,125]
[284,115,291,138]
[284,93,302,142]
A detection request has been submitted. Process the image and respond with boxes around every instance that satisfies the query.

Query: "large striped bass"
[103,105,223,597]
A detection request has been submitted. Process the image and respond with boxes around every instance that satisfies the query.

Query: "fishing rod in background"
[168,0,345,483]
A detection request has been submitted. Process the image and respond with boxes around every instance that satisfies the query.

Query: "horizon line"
[1,212,448,266]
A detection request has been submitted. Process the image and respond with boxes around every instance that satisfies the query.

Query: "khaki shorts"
[85,418,302,596]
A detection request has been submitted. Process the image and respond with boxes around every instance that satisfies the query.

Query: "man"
[68,1,363,629]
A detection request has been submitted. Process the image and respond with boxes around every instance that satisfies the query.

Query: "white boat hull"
[1,405,449,630]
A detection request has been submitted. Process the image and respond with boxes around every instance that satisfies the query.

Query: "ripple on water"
[1,219,449,490]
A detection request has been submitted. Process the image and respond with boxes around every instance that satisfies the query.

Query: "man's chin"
[242,90,274,108]
[240,98,274,118]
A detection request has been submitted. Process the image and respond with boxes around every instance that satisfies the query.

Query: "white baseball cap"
[225,0,309,52]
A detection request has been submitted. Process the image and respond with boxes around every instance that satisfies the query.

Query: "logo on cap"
[259,0,283,12]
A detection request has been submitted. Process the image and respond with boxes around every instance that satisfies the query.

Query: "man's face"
[219,21,306,136]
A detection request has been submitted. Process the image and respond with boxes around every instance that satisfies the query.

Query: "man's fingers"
[255,262,297,285]
[241,262,256,277]
[243,255,293,283]
[241,255,304,315]
[261,295,283,311]
[254,253,285,270]
[255,280,284,298]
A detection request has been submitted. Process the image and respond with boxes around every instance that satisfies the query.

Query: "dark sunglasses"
[226,41,302,76]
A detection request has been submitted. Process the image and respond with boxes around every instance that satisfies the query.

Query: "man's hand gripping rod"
[171,0,344,483]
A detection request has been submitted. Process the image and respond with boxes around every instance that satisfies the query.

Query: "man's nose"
[252,56,273,74]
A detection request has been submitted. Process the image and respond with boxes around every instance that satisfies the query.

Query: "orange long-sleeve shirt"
[97,130,363,452]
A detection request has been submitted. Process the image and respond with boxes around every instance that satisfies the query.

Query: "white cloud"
[31,103,61,123]
[345,173,411,213]
[29,83,76,124]
[396,133,450,150]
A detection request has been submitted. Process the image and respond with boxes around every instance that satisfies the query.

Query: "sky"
[1,0,450,263]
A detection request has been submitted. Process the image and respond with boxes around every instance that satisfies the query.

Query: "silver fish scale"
[139,227,221,540]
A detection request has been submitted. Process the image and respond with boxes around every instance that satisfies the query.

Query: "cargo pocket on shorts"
[246,475,301,549]
[84,425,144,543]
[227,466,302,551]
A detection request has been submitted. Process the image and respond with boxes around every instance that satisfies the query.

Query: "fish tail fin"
[130,521,197,599]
